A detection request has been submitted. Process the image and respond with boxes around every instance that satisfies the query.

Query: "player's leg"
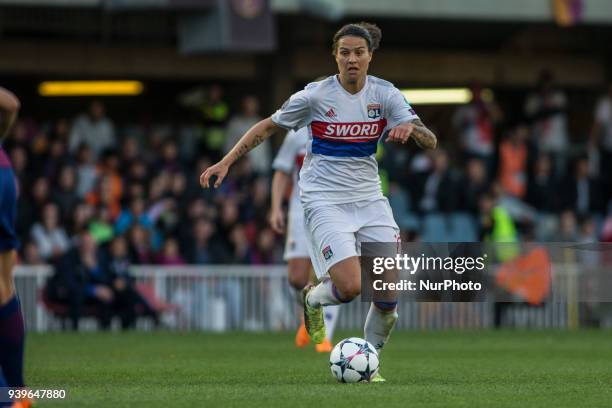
[316,304,340,352]
[355,199,400,355]
[0,168,26,392]
[356,199,401,383]
[0,249,25,391]
[284,210,313,346]
[288,211,341,351]
[287,257,311,347]
[302,204,360,343]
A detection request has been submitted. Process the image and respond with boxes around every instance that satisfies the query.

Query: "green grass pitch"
[25,330,612,407]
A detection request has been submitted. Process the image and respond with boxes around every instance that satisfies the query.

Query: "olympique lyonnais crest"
[367,103,381,119]
[322,245,334,260]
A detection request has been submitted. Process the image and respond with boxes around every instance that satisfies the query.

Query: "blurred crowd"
[5,71,612,276]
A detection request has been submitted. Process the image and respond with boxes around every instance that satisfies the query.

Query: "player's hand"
[269,208,286,234]
[200,161,229,188]
[385,123,415,144]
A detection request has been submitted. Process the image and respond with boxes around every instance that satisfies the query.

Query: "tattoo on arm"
[410,119,437,149]
[231,133,266,162]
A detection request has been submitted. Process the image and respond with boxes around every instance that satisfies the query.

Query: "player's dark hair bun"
[332,22,382,54]
[357,22,381,51]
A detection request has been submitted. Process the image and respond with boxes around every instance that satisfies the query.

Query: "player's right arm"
[0,87,20,140]
[200,117,281,188]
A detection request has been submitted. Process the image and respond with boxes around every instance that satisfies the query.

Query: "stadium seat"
[421,213,448,242]
[448,213,478,242]
[388,189,419,231]
[39,288,100,329]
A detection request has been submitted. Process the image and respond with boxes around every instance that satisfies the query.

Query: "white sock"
[306,279,345,307]
[323,305,340,341]
[364,303,398,355]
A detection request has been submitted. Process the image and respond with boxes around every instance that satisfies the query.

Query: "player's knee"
[288,273,308,291]
[288,261,310,290]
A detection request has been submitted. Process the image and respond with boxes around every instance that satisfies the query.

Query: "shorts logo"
[367,103,381,119]
[322,245,334,260]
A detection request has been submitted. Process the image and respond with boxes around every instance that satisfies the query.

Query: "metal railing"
[14,264,582,332]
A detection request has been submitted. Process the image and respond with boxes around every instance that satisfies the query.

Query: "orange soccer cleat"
[315,338,333,353]
[11,398,35,408]
[295,320,311,348]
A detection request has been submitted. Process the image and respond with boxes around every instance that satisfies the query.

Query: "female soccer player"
[0,86,32,406]
[269,126,339,352]
[201,22,437,382]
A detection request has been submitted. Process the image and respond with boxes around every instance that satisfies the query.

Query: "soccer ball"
[329,337,379,383]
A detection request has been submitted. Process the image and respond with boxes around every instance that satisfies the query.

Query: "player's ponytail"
[332,22,382,54]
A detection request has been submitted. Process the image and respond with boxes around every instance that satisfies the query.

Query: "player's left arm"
[0,87,20,140]
[386,119,437,149]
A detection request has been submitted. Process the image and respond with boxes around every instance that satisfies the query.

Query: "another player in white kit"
[200,22,437,382]
[269,127,339,352]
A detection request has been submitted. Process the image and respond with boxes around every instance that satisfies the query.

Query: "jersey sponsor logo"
[367,103,381,119]
[325,108,337,118]
[322,245,334,260]
[310,119,387,143]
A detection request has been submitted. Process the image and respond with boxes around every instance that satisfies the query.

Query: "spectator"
[88,205,115,245]
[498,123,528,199]
[22,242,44,265]
[250,228,278,264]
[52,165,79,226]
[181,84,229,156]
[157,140,182,174]
[417,149,458,214]
[70,202,95,237]
[562,156,604,217]
[478,190,518,244]
[127,225,155,264]
[43,138,70,181]
[18,177,50,237]
[187,218,216,264]
[458,158,489,215]
[9,145,30,190]
[452,81,502,173]
[156,238,185,265]
[104,236,159,328]
[46,231,114,330]
[119,137,141,174]
[224,95,270,175]
[557,210,578,241]
[30,203,70,262]
[69,100,116,159]
[591,82,612,207]
[524,70,569,177]
[75,144,98,198]
[114,197,154,236]
[526,154,559,213]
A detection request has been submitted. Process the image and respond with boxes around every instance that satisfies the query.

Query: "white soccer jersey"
[271,75,419,208]
[271,127,309,217]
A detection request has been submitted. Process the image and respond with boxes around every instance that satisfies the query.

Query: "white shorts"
[303,198,400,279]
[284,210,310,260]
